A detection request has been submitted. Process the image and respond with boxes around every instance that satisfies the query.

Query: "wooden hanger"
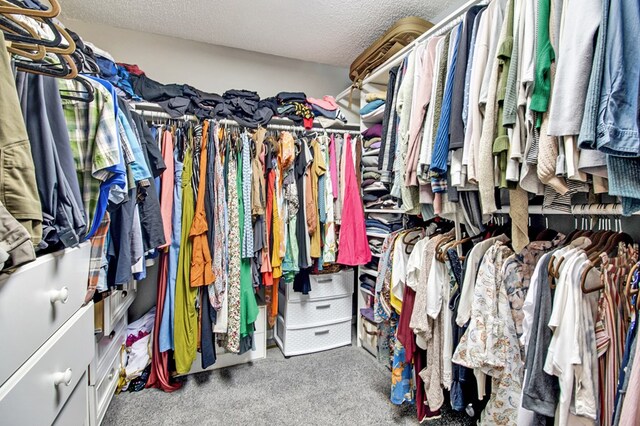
[580,256,606,294]
[436,235,455,263]
[581,237,634,294]
[549,236,591,285]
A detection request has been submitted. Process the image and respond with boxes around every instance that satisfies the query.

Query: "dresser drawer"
[275,315,351,356]
[279,270,354,303]
[0,303,95,426]
[103,283,136,336]
[0,243,91,386]
[53,372,89,426]
[95,351,121,425]
[92,316,126,386]
[278,294,352,329]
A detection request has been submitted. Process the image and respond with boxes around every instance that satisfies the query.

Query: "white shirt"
[544,250,590,426]
[406,237,428,291]
[391,239,410,304]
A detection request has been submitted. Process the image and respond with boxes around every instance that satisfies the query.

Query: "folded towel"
[362,104,385,123]
[366,92,387,103]
[361,123,382,139]
[359,99,385,115]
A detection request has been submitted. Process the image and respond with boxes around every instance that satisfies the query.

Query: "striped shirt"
[241,132,254,258]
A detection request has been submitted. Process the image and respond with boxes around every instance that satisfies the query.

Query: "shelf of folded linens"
[366,231,389,239]
[364,208,404,214]
[359,267,378,278]
[130,101,361,131]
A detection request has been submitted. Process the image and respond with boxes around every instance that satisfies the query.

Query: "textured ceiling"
[60,0,461,67]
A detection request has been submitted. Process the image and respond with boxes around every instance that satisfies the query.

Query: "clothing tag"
[58,228,80,248]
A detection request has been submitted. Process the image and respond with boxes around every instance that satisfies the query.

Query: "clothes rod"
[131,102,361,134]
[495,204,639,216]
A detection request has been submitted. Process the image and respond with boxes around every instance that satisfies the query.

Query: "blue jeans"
[597,0,640,156]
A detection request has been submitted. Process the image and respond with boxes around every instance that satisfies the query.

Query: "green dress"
[238,149,259,339]
[174,147,198,374]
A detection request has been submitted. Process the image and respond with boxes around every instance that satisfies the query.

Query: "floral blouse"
[452,241,523,426]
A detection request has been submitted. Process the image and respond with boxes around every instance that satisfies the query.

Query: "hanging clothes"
[173,140,198,374]
[224,135,242,354]
[337,134,371,266]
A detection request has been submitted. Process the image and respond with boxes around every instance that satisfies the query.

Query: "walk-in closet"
[1,0,639,425]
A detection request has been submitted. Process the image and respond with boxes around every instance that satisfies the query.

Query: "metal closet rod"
[494,204,639,216]
[131,103,361,135]
[217,119,360,135]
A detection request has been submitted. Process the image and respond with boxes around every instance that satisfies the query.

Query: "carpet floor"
[103,345,475,425]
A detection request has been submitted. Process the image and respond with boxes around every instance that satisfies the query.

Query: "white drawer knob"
[108,368,115,381]
[53,368,73,386]
[49,287,69,304]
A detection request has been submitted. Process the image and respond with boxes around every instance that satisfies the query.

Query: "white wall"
[65,18,351,99]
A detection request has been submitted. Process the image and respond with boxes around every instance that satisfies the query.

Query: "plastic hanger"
[59,74,94,102]
[0,0,61,18]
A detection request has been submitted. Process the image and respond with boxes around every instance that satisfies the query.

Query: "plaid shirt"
[84,213,110,303]
[59,78,121,232]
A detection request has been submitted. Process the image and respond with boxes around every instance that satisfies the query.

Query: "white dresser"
[276,270,354,356]
[0,243,94,426]
[89,280,137,426]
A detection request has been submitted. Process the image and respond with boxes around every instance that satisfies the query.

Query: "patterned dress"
[453,241,522,425]
[502,240,558,356]
[208,126,228,311]
[390,311,415,405]
[224,146,241,354]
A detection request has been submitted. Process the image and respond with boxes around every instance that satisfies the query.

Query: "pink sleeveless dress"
[337,135,371,266]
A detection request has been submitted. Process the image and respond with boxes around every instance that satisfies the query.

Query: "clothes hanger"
[580,236,635,293]
[59,74,94,102]
[0,19,45,60]
[624,262,639,316]
[401,228,423,254]
[549,236,592,286]
[0,11,63,49]
[0,0,60,18]
[580,256,606,294]
[14,50,76,78]
[435,233,455,263]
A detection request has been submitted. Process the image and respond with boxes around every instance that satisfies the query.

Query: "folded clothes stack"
[359,274,376,297]
[366,219,402,235]
[306,95,349,128]
[360,119,399,212]
[360,92,386,124]
[368,236,385,255]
